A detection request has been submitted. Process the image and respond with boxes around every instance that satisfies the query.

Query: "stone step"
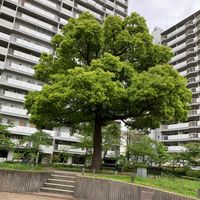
[51,174,76,181]
[53,171,77,177]
[47,178,76,186]
[40,187,74,195]
[44,183,75,191]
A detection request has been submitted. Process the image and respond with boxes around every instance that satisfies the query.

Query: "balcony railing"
[162,133,200,141]
[167,146,186,153]
[7,78,42,91]
[9,63,35,75]
[0,105,28,117]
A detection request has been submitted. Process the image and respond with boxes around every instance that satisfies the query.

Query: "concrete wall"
[0,169,51,192]
[74,176,198,200]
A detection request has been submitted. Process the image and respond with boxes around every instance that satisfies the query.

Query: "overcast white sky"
[128,0,200,32]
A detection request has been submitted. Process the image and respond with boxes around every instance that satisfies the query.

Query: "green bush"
[186,170,200,179]
[163,167,188,177]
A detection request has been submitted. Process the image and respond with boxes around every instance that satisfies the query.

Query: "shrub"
[186,170,200,179]
[163,167,189,177]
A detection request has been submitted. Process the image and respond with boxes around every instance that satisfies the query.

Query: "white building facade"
[152,10,200,153]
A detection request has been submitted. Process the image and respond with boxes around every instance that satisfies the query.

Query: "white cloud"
[128,0,200,31]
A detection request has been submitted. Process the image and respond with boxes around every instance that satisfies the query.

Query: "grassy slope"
[86,174,200,198]
[0,163,45,171]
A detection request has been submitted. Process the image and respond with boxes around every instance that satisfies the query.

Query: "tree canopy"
[25,12,192,171]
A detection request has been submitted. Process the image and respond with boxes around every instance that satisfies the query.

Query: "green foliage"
[73,121,121,162]
[0,162,44,171]
[23,131,52,164]
[153,142,170,167]
[183,142,200,166]
[0,124,14,151]
[163,167,189,177]
[186,170,200,179]
[25,12,192,170]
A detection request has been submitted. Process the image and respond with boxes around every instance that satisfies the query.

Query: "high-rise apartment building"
[0,0,128,163]
[152,10,200,153]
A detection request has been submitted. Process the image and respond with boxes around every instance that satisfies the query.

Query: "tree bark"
[90,112,102,172]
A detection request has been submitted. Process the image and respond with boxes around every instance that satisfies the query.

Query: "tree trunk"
[90,113,102,172]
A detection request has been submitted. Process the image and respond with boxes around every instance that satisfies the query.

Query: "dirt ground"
[0,192,76,200]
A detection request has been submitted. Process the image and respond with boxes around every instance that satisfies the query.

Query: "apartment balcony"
[7,0,18,4]
[192,87,200,94]
[0,6,17,17]
[10,50,39,64]
[0,90,25,102]
[7,62,35,76]
[106,150,117,158]
[188,109,200,116]
[174,61,186,70]
[40,145,54,154]
[167,146,186,153]
[0,106,28,118]
[116,0,128,6]
[168,34,185,47]
[179,70,187,77]
[167,26,185,39]
[0,46,8,56]
[0,77,42,91]
[188,76,200,84]
[162,133,200,142]
[23,2,57,21]
[8,125,55,137]
[191,98,200,105]
[161,121,200,131]
[54,132,80,142]
[0,19,14,30]
[0,61,5,69]
[60,7,73,18]
[54,144,86,155]
[63,0,74,7]
[171,51,186,63]
[0,32,10,41]
[37,0,58,10]
[185,20,194,28]
[186,56,198,64]
[186,47,196,55]
[173,43,186,53]
[60,18,68,25]
[19,13,56,33]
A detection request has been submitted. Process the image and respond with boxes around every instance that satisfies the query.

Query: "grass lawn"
[86,174,200,198]
[0,162,45,171]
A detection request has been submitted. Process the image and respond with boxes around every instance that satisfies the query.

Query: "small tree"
[23,131,52,165]
[153,142,170,167]
[126,134,156,167]
[0,124,14,160]
[182,142,200,166]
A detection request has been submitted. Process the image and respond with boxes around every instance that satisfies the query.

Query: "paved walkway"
[0,192,76,200]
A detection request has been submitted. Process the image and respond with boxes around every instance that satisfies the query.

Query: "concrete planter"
[136,167,147,178]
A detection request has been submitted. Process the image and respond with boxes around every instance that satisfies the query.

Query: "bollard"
[198,189,200,198]
[115,170,118,175]
[82,167,85,175]
[131,173,135,183]
[92,168,96,174]
[141,191,154,200]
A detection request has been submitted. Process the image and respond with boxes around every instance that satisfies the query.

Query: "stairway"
[40,171,76,196]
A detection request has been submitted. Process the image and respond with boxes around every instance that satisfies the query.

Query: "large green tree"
[25,12,192,171]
